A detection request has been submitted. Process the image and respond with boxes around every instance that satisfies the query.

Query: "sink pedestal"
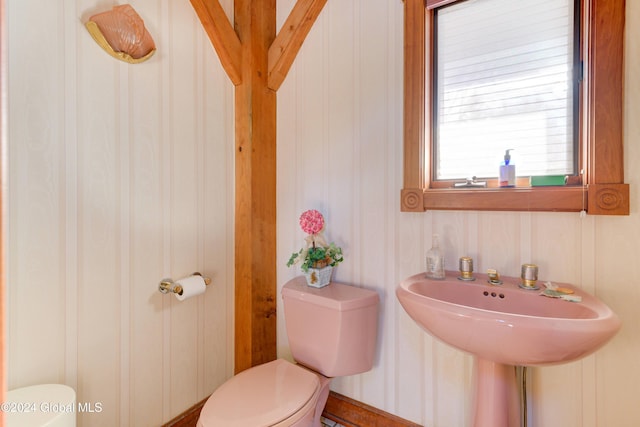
[397,272,621,427]
[472,358,520,427]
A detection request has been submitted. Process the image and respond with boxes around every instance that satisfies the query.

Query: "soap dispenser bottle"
[426,234,445,280]
[499,149,516,187]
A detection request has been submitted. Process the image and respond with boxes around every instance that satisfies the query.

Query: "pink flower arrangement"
[299,209,325,234]
[287,209,344,273]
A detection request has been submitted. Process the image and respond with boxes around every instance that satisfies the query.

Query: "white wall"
[276,1,640,427]
[6,1,235,425]
[7,0,640,427]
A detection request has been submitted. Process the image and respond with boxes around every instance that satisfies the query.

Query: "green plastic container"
[530,175,566,186]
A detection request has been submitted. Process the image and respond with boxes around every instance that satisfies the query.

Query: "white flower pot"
[303,266,333,288]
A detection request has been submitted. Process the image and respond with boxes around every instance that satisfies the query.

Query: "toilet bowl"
[5,384,76,427]
[197,277,379,427]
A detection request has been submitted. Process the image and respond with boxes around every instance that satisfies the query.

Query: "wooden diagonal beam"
[267,0,327,90]
[190,0,243,85]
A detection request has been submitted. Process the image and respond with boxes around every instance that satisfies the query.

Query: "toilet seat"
[198,359,321,427]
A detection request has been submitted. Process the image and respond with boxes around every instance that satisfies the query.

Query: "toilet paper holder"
[158,272,211,296]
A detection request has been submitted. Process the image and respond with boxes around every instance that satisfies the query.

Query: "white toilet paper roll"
[174,275,206,301]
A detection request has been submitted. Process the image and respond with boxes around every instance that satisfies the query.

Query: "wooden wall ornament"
[190,0,327,373]
[85,5,156,64]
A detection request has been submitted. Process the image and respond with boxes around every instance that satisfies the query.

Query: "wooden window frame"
[401,0,629,215]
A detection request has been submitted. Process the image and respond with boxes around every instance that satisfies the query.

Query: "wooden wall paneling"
[320,0,356,396]
[476,213,521,275]
[200,12,235,402]
[129,5,165,423]
[531,363,585,427]
[578,216,598,426]
[116,55,133,427]
[325,0,355,215]
[0,0,5,416]
[528,214,593,427]
[395,214,428,424]
[62,0,80,399]
[169,0,203,417]
[77,49,120,426]
[274,56,297,369]
[430,213,472,426]
[382,20,404,421]
[7,0,67,388]
[159,0,175,422]
[350,0,396,407]
[592,219,640,426]
[435,342,472,426]
[6,0,235,425]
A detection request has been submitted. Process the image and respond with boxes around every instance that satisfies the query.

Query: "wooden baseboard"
[162,397,208,427]
[323,391,422,427]
[161,391,422,427]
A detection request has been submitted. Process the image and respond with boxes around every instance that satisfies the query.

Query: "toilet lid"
[199,359,320,427]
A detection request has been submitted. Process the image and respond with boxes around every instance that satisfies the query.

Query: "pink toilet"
[197,276,379,427]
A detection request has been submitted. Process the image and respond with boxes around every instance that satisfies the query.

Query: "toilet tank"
[282,276,379,377]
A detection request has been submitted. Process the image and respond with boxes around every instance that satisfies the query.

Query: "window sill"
[401,184,629,215]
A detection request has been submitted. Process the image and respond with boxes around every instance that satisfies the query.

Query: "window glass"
[433,0,576,181]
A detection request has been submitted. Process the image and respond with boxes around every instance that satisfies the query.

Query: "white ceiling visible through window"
[433,0,575,180]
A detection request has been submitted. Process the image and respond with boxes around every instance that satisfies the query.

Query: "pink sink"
[396,271,621,427]
[396,271,620,366]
